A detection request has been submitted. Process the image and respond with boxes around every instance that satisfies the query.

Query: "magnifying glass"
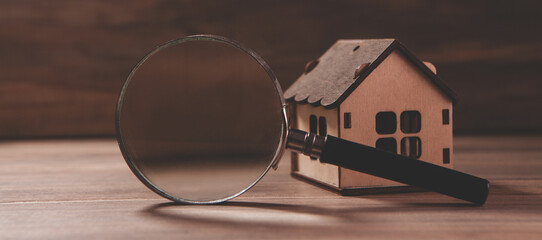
[116,35,489,205]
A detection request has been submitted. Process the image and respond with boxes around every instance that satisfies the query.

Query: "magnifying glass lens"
[117,36,286,203]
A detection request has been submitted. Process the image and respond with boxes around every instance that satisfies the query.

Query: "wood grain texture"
[0,136,541,239]
[0,0,541,138]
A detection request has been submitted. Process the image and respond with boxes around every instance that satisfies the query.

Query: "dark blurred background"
[0,0,540,138]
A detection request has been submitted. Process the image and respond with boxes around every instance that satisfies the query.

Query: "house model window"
[309,115,317,134]
[442,109,450,125]
[376,138,397,154]
[400,111,422,159]
[443,148,450,164]
[376,112,396,134]
[401,137,422,159]
[319,117,327,136]
[376,110,422,157]
[401,111,421,133]
[308,115,328,159]
[344,112,352,129]
[309,115,318,160]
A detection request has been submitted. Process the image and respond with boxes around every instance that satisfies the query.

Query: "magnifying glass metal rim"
[115,34,289,204]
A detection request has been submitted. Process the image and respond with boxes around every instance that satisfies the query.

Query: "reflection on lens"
[117,36,286,203]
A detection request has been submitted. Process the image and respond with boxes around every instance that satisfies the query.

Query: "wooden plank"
[0,1,541,138]
[1,136,542,239]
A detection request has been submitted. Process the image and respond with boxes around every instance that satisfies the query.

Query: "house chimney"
[423,61,437,74]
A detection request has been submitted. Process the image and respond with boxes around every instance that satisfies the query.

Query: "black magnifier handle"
[286,129,489,205]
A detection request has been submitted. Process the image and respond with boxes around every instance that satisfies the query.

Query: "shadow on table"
[143,201,351,228]
[143,197,475,228]
[141,182,540,228]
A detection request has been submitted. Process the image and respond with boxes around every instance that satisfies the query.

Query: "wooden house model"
[284,39,458,194]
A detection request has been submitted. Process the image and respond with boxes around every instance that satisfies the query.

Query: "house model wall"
[285,39,458,194]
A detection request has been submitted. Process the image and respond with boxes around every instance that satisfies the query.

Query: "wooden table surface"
[1,136,541,239]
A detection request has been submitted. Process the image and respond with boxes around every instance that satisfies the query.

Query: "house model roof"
[284,39,458,108]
